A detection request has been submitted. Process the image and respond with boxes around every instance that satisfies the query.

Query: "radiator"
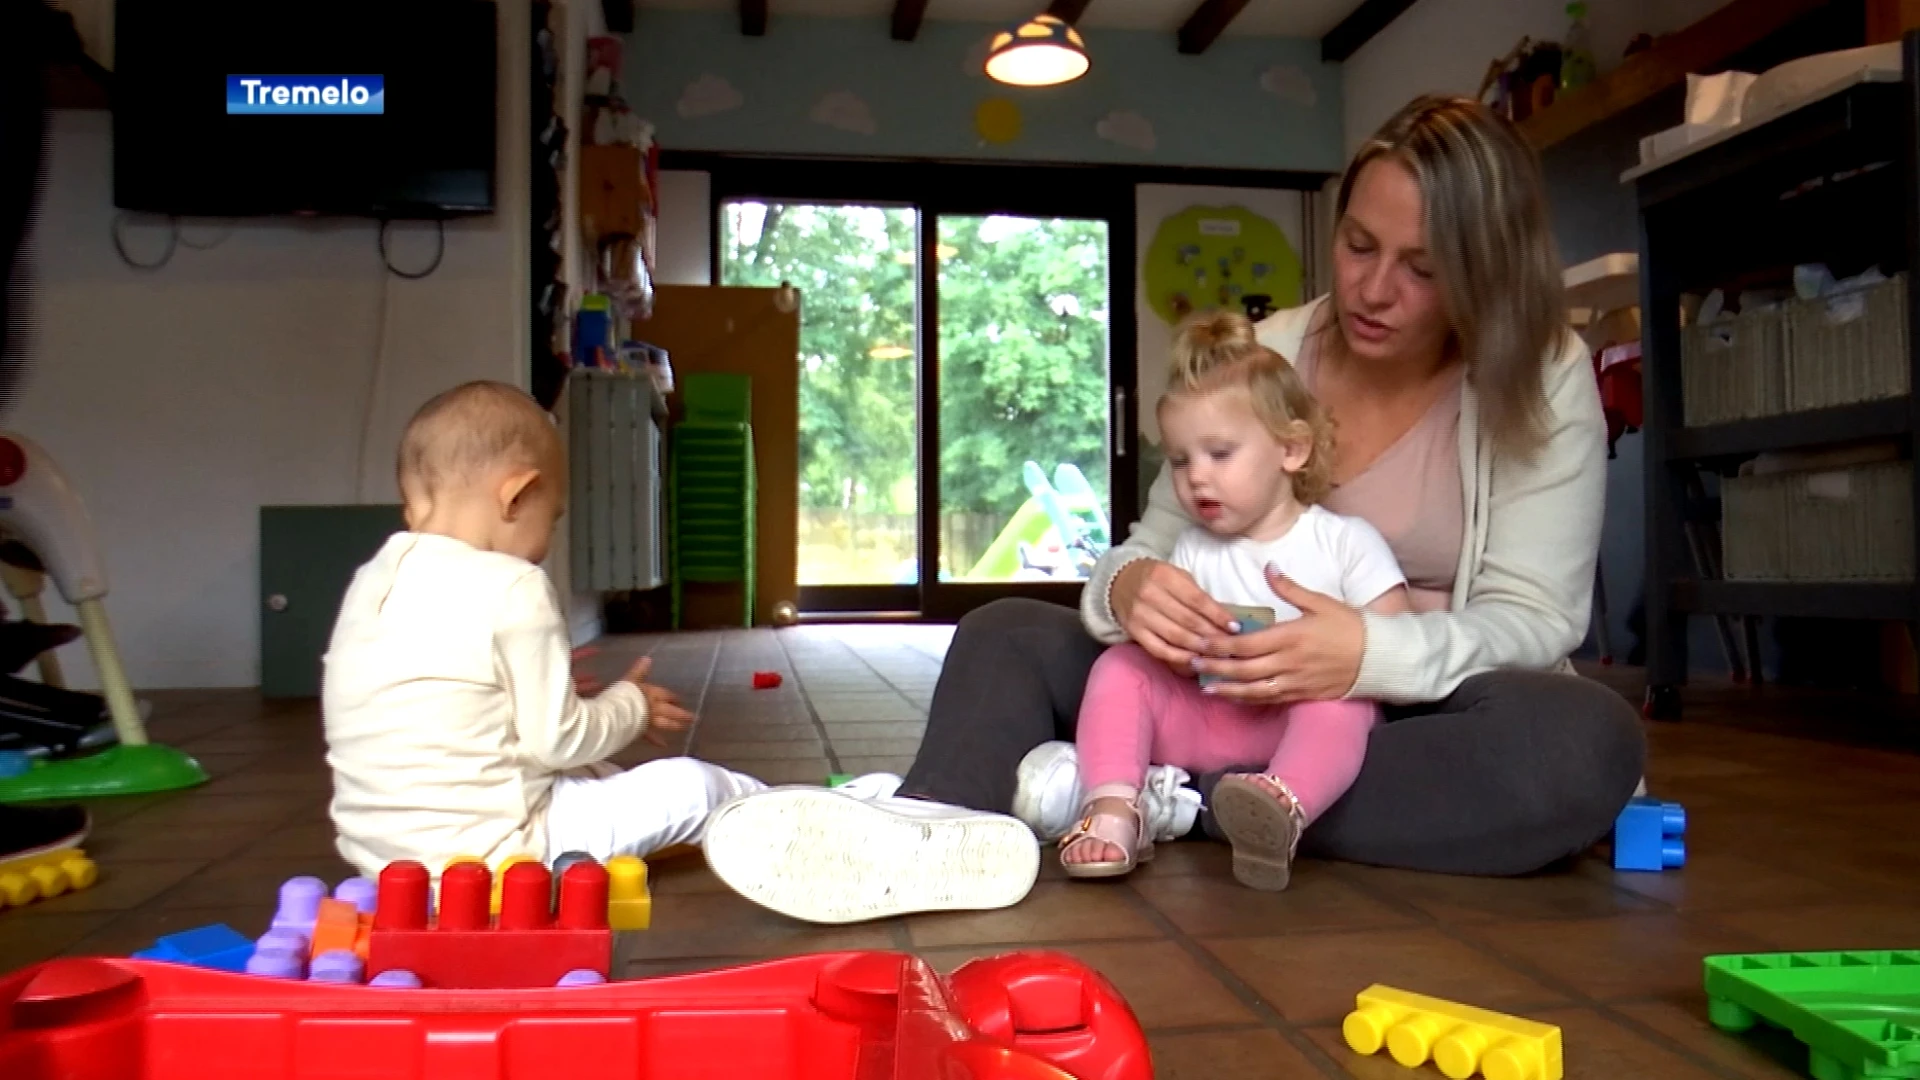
[568,369,665,591]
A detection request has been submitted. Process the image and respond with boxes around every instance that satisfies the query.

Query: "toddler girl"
[1061,312,1410,890]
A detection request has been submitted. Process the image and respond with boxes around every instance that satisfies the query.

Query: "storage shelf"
[1672,580,1919,620]
[1667,398,1913,460]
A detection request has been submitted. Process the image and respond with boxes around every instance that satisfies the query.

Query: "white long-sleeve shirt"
[322,532,649,877]
[1084,295,1605,704]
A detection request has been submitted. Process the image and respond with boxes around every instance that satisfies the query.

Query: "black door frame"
[673,151,1332,621]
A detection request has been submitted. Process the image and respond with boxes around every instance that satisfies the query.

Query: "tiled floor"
[6,623,1920,1079]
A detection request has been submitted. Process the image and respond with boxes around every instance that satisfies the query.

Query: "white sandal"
[1211,773,1307,892]
[1058,797,1153,879]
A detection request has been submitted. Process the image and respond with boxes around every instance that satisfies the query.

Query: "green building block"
[1703,949,1920,1080]
[827,774,853,789]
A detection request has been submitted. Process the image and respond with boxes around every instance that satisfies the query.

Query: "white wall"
[1342,0,1727,151]
[22,1,532,690]
[655,171,713,287]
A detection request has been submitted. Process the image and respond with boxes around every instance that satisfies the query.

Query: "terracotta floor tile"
[25,858,210,915]
[622,887,896,960]
[1334,863,1666,924]
[1456,913,1767,1001]
[1204,927,1565,1024]
[1699,901,1920,952]
[919,940,1258,1029]
[1600,851,1849,912]
[1612,998,1811,1078]
[1132,868,1419,938]
[0,911,120,970]
[905,882,1160,948]
[1151,1029,1329,1079]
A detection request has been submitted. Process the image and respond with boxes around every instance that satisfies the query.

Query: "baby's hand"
[620,656,695,747]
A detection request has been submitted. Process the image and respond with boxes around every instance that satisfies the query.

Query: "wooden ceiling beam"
[890,0,929,41]
[1177,0,1250,55]
[741,0,767,37]
[1046,0,1095,24]
[1321,0,1419,62]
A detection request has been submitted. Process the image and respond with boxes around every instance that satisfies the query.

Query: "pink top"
[1295,338,1465,613]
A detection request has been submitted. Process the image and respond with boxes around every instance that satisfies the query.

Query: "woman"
[703,95,1646,925]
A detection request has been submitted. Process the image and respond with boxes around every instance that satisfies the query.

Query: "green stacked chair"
[669,373,756,628]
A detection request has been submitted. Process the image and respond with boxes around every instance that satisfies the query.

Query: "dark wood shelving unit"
[1634,35,1920,719]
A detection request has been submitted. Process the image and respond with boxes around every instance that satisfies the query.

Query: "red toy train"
[0,948,1149,1079]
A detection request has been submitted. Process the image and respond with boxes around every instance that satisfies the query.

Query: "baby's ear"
[1279,421,1315,472]
[498,468,541,518]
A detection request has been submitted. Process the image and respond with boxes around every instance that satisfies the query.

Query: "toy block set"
[1704,949,1920,1080]
[1343,985,1563,1080]
[0,846,97,911]
[1613,796,1686,872]
[0,949,1153,1080]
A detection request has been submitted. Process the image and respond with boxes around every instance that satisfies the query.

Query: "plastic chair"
[669,374,756,628]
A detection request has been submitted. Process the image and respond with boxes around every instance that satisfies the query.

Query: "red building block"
[366,860,611,989]
[752,671,782,689]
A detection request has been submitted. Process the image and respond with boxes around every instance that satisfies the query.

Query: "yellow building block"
[1342,984,1562,1080]
[606,855,651,930]
[0,846,98,911]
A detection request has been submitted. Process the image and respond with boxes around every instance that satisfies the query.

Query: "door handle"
[1114,387,1127,458]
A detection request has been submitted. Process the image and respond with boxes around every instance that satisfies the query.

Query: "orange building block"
[307,898,372,961]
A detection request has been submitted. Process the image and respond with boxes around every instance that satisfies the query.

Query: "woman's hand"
[1193,569,1367,704]
[1111,559,1238,667]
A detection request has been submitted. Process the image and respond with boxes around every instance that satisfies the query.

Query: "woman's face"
[1331,158,1451,367]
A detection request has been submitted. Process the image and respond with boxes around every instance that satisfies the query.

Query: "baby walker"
[0,433,207,800]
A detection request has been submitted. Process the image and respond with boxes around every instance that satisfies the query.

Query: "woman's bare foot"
[1059,795,1140,866]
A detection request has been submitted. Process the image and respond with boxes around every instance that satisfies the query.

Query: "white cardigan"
[1082,296,1608,705]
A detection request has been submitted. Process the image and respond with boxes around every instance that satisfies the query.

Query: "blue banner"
[226,75,385,115]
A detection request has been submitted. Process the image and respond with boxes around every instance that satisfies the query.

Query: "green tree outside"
[721,202,1110,582]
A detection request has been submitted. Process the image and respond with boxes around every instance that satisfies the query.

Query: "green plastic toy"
[1704,949,1920,1080]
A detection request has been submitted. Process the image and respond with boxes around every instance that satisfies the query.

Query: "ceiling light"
[985,14,1090,89]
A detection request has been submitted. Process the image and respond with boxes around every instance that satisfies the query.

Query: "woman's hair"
[1334,94,1567,455]
[1164,310,1335,505]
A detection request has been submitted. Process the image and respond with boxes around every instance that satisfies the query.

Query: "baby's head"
[396,381,565,564]
[1158,311,1334,538]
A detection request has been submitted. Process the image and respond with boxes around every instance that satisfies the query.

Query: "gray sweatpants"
[900,598,1646,876]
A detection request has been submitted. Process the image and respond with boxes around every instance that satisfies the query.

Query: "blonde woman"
[703,95,1645,924]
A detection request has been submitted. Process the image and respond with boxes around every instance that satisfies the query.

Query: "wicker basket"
[1785,274,1910,412]
[1682,308,1788,426]
[1721,460,1914,583]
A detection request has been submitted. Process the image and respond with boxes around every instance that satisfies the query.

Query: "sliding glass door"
[715,171,1134,621]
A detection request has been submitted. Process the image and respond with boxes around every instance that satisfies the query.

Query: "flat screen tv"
[114,0,497,218]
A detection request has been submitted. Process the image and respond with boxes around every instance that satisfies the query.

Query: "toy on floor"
[133,924,255,972]
[0,845,96,911]
[1704,949,1920,1080]
[367,859,613,988]
[1613,796,1686,871]
[1343,984,1563,1080]
[752,671,782,689]
[0,433,208,801]
[0,949,1152,1080]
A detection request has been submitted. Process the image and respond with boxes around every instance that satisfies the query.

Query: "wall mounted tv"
[114,0,497,218]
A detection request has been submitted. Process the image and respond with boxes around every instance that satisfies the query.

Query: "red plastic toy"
[0,950,1150,1080]
[365,859,611,989]
[752,671,782,689]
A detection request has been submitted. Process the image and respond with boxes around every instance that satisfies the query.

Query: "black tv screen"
[114,0,497,218]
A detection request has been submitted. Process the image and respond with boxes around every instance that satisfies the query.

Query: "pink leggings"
[1076,644,1378,824]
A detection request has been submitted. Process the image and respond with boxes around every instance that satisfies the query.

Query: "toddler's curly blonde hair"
[1161,310,1336,505]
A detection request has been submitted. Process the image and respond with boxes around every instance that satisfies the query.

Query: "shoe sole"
[1011,742,1080,841]
[1211,777,1298,892]
[703,787,1040,924]
[0,810,90,863]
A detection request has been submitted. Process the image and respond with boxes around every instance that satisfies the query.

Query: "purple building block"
[557,969,607,987]
[333,876,377,915]
[310,949,365,984]
[1614,796,1686,871]
[245,947,307,979]
[369,969,423,989]
[270,876,328,936]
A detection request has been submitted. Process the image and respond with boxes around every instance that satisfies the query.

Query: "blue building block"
[1613,796,1686,872]
[133,923,257,972]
